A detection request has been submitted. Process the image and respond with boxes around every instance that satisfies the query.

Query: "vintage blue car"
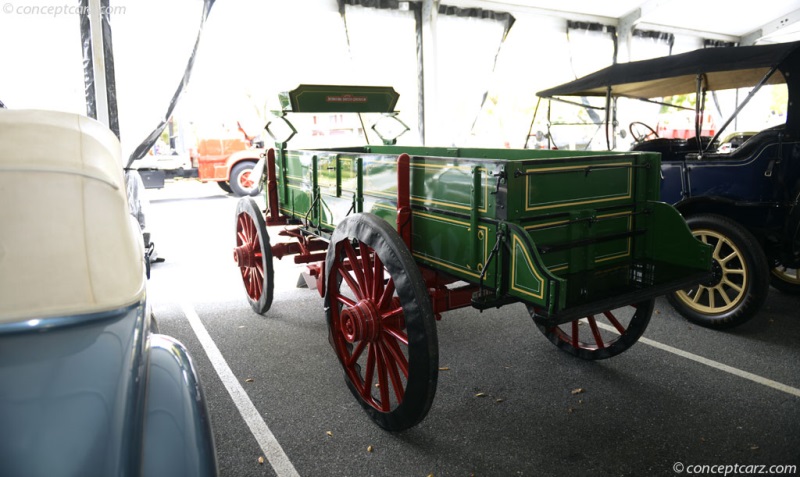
[538,41,800,329]
[0,109,218,476]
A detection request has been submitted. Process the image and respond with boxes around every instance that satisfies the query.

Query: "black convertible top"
[538,41,800,99]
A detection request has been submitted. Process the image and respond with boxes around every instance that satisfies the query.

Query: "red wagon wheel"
[234,198,274,315]
[325,213,438,431]
[529,300,654,360]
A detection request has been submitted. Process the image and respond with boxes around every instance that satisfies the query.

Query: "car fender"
[143,334,218,477]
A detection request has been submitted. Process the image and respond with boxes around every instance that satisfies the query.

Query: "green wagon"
[233,85,712,431]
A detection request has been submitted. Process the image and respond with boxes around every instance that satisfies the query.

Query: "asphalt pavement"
[145,179,800,477]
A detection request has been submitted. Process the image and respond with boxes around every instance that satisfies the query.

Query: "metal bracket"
[265,112,298,144]
[371,113,410,146]
[491,168,506,195]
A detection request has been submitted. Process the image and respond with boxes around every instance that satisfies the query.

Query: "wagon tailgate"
[504,152,711,318]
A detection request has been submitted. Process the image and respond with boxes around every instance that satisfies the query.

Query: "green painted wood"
[278,85,399,113]
[272,145,711,317]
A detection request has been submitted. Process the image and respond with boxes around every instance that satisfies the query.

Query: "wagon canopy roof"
[537,41,800,99]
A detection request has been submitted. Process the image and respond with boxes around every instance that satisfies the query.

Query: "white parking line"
[595,322,800,398]
[181,301,301,477]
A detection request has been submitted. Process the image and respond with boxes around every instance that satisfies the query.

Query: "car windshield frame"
[533,41,800,153]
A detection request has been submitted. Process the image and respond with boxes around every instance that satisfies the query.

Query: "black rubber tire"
[769,263,800,295]
[230,162,260,197]
[217,181,233,193]
[530,300,654,360]
[667,214,769,329]
[325,213,438,431]
[235,198,274,315]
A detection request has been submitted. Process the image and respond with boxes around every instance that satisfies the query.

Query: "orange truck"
[135,122,264,197]
[192,133,265,196]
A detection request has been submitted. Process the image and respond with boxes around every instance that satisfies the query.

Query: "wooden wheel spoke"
[343,241,367,296]
[237,216,248,239]
[372,255,384,303]
[571,320,579,348]
[381,334,409,377]
[379,341,406,403]
[336,294,356,308]
[363,345,377,398]
[378,278,395,310]
[381,306,403,321]
[374,344,391,411]
[587,316,605,349]
[602,310,627,334]
[383,325,409,346]
[359,242,374,299]
[347,340,367,367]
[338,263,364,300]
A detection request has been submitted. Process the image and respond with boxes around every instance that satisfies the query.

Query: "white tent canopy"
[1,0,799,151]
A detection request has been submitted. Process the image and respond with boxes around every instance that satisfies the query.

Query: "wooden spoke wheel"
[770,262,800,295]
[234,198,274,315]
[325,213,438,431]
[667,214,769,329]
[531,300,654,360]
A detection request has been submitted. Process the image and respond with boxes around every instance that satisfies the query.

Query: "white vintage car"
[0,109,218,477]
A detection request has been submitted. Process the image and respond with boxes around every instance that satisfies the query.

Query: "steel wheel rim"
[771,264,800,285]
[235,212,265,301]
[330,239,409,414]
[674,228,747,314]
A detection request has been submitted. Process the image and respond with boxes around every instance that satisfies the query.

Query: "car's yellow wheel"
[667,214,769,329]
[770,263,800,295]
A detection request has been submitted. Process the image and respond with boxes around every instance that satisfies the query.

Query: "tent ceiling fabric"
[435,0,800,43]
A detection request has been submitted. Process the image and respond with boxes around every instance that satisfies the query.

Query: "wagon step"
[471,288,519,310]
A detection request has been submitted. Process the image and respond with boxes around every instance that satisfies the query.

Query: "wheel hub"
[341,299,382,343]
[702,260,724,287]
[234,243,257,268]
[239,171,253,188]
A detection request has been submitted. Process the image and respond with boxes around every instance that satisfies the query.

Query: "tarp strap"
[79,0,96,121]
[101,0,120,138]
[413,3,424,144]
